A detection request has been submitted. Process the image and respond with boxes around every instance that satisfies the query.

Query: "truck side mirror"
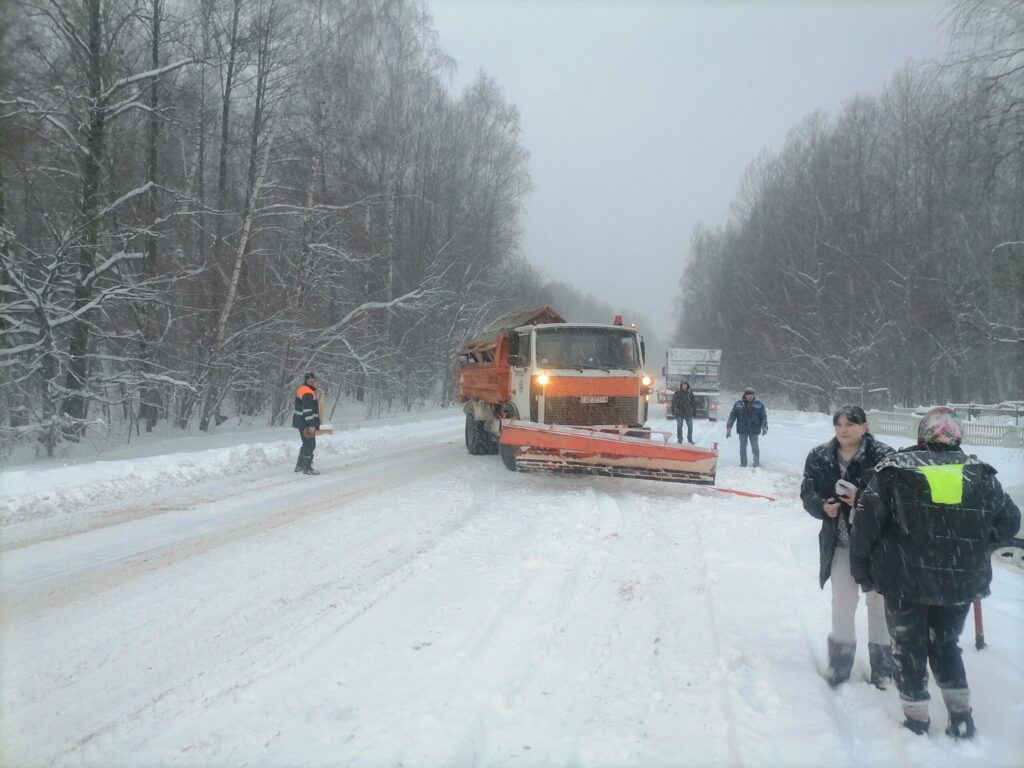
[639,339,646,364]
[508,333,522,367]
[661,366,666,377]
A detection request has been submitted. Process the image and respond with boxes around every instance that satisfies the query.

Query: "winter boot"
[302,459,320,475]
[826,636,856,687]
[901,699,930,735]
[945,709,975,739]
[868,642,894,690]
[903,717,930,735]
[941,688,974,739]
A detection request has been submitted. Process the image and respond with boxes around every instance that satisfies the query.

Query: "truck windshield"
[534,327,640,370]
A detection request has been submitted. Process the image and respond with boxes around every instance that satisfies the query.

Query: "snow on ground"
[1,409,1022,768]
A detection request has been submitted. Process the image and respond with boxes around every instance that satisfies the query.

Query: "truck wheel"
[465,413,487,455]
[499,442,518,471]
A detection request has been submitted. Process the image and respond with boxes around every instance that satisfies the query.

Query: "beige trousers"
[831,546,890,645]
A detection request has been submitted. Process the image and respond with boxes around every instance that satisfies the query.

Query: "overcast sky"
[426,0,954,337]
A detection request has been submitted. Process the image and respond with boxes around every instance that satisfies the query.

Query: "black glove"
[859,581,877,594]
[850,560,873,590]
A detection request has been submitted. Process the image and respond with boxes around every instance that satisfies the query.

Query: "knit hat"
[917,406,963,446]
[743,387,755,396]
[304,371,317,383]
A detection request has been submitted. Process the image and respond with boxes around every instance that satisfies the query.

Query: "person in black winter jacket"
[671,381,697,444]
[800,405,895,688]
[292,372,321,475]
[850,407,1020,738]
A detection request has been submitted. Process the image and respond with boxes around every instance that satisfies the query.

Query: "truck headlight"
[641,375,652,387]
[535,373,550,386]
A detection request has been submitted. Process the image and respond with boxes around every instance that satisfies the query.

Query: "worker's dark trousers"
[297,430,316,470]
[885,599,970,703]
[676,416,693,443]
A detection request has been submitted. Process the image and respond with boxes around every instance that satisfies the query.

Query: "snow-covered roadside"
[4,407,1019,521]
[0,411,465,545]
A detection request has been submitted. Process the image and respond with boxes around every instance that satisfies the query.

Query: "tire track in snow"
[58,485,487,765]
[349,475,632,766]
[5,447,495,767]
[426,482,741,767]
[565,488,733,768]
[1,441,465,621]
[688,510,746,768]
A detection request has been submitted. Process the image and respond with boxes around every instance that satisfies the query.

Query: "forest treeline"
[3,2,1019,461]
[674,1,1024,411]
[0,0,578,458]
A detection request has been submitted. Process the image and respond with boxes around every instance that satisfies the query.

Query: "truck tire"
[481,427,499,455]
[465,412,488,455]
[499,442,518,471]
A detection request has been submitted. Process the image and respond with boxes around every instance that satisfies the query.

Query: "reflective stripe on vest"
[918,464,965,505]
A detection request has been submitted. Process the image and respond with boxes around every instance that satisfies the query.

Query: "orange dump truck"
[456,307,718,484]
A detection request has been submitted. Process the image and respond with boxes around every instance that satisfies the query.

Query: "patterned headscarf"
[917,406,963,446]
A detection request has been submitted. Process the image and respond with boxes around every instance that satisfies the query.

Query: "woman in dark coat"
[800,404,895,688]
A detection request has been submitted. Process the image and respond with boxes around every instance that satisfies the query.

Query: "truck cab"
[456,308,654,454]
[506,323,651,427]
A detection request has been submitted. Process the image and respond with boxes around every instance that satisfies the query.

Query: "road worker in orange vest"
[292,372,321,475]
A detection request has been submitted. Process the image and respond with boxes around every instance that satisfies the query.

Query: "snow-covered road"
[2,411,1022,767]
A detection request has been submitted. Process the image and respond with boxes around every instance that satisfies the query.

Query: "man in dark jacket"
[850,407,1020,738]
[725,387,767,467]
[800,405,895,688]
[292,372,321,475]
[671,381,697,444]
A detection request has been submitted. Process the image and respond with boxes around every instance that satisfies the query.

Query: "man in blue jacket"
[725,387,768,467]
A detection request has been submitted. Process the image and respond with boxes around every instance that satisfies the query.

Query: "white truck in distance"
[658,348,722,420]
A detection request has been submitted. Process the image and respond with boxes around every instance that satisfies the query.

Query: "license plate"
[580,396,608,404]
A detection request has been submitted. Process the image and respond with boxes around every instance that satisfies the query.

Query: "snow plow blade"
[498,419,717,485]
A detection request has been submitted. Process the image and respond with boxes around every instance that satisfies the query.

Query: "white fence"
[867,409,1024,449]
